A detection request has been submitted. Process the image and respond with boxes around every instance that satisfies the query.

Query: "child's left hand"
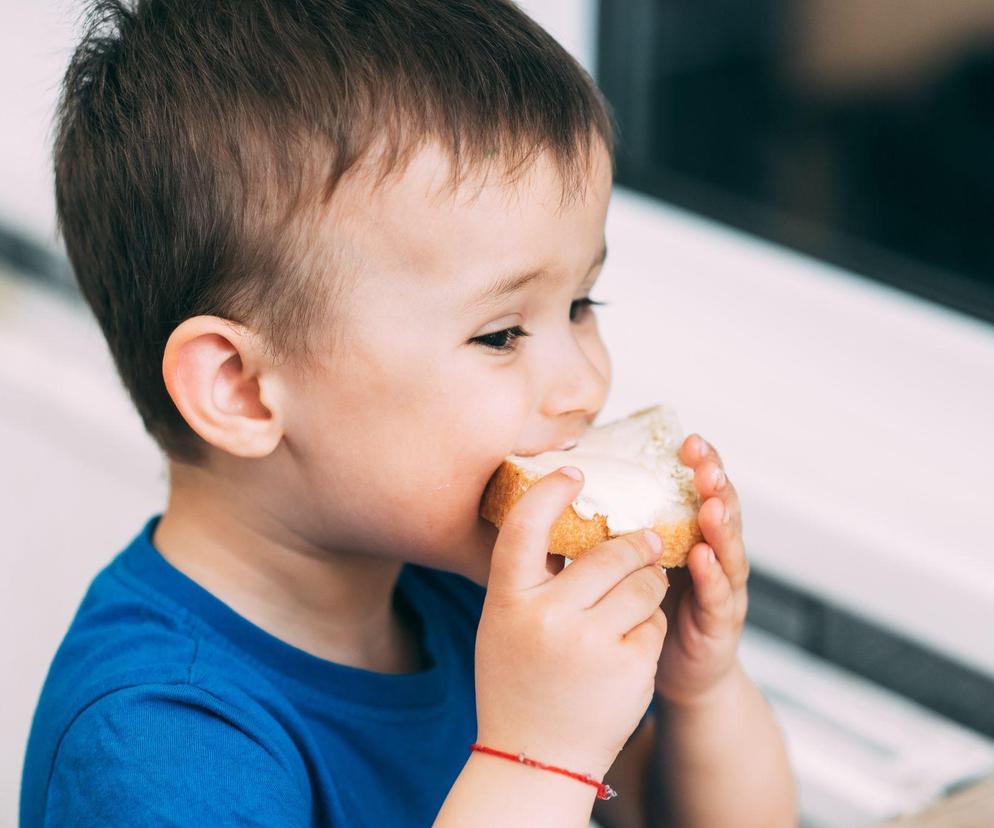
[654,434,750,705]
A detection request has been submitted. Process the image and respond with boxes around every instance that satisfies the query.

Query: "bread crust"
[480,459,703,568]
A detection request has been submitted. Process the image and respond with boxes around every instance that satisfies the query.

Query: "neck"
[152,461,422,674]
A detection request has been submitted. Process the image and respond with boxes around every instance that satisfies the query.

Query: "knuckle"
[578,622,605,653]
[650,623,668,657]
[652,564,670,592]
[482,589,514,615]
[718,593,737,622]
[499,515,537,547]
[633,576,656,605]
[652,608,669,646]
[648,606,667,634]
[634,567,666,605]
[709,585,737,622]
[628,609,667,660]
[734,593,749,625]
[524,603,571,653]
[584,533,646,582]
[574,547,614,586]
[619,531,657,566]
[694,466,709,491]
[533,601,566,638]
[733,604,748,627]
[708,569,732,599]
[697,462,716,484]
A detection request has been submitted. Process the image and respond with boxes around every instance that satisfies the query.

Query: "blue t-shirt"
[20,515,487,827]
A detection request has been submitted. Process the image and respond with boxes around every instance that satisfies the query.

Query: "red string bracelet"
[469,743,618,800]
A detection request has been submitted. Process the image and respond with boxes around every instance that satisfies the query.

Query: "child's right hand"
[475,465,669,781]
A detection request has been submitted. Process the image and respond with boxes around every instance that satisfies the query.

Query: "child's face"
[279,140,613,586]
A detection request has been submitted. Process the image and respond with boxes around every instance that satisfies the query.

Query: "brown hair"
[54,0,617,463]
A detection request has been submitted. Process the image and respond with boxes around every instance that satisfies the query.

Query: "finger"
[679,433,722,469]
[488,466,586,595]
[551,529,665,610]
[624,606,668,660]
[590,563,669,636]
[693,461,741,530]
[697,496,749,592]
[686,543,736,637]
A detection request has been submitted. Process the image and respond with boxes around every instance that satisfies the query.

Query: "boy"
[22,0,796,825]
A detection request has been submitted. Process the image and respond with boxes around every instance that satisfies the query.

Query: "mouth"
[514,440,580,458]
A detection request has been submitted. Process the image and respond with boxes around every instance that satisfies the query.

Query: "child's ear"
[162,316,286,459]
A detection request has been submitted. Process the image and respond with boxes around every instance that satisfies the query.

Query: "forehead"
[329,140,613,299]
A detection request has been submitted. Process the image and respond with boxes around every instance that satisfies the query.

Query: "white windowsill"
[595,186,994,677]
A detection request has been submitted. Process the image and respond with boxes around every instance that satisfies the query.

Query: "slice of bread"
[480,404,703,567]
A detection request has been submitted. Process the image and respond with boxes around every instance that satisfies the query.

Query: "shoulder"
[34,522,303,744]
[26,680,311,827]
[35,555,245,738]
[23,535,313,825]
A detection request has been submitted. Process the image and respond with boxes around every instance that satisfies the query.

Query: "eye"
[569,297,607,323]
[470,298,607,354]
[471,325,532,353]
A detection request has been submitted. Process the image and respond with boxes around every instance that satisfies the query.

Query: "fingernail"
[707,547,717,565]
[697,437,710,458]
[710,467,725,490]
[560,466,583,481]
[643,529,663,555]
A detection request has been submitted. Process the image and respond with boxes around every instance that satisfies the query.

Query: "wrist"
[655,661,746,714]
[437,748,603,826]
[470,743,617,800]
[466,746,605,799]
[473,730,616,782]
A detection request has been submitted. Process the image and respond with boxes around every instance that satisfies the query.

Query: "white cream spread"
[506,404,698,535]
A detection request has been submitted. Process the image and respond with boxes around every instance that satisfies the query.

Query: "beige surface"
[790,0,994,92]
[878,775,994,827]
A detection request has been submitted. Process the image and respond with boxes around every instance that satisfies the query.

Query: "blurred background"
[2,2,993,826]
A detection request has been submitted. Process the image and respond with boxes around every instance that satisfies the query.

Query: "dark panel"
[746,567,994,738]
[597,1,994,326]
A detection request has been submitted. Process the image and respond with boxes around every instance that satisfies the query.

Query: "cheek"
[341,364,525,505]
[580,323,612,389]
[286,342,530,542]
[594,339,611,385]
[430,403,527,488]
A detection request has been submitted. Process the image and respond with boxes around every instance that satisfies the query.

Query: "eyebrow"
[464,242,608,311]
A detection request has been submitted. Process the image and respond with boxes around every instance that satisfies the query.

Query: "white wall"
[595,189,994,676]
[0,2,79,247]
[517,0,599,77]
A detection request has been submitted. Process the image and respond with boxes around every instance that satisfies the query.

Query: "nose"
[538,325,611,423]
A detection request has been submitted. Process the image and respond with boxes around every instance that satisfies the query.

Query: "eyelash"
[471,298,607,353]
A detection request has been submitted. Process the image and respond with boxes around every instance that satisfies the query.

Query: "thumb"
[487,465,585,596]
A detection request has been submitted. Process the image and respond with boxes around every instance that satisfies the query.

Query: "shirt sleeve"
[43,683,311,827]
